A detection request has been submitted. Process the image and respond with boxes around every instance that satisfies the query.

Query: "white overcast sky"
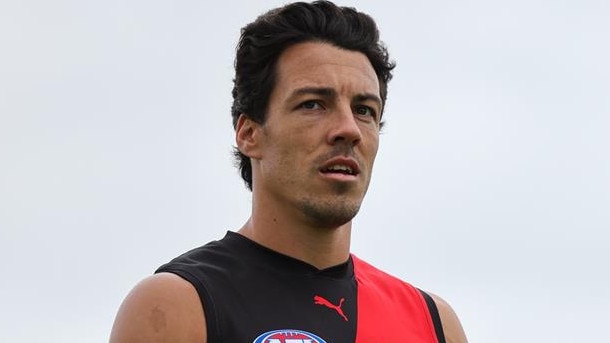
[1,1,608,342]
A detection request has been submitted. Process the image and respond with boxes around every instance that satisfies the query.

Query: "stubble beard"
[297,183,363,229]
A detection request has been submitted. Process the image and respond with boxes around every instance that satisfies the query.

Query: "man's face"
[254,41,381,228]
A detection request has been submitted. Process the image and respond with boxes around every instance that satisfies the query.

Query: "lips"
[319,157,360,177]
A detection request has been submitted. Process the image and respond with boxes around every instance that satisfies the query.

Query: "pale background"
[1,0,608,342]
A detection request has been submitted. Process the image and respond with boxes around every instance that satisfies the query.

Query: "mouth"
[319,158,360,179]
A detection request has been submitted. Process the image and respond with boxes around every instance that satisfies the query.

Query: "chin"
[298,197,362,229]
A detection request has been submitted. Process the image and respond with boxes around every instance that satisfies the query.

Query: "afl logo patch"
[253,329,327,343]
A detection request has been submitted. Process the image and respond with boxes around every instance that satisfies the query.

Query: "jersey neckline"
[223,230,354,280]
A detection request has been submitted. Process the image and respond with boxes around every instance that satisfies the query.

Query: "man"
[110,1,468,342]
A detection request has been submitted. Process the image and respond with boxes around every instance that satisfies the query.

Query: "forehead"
[273,41,380,96]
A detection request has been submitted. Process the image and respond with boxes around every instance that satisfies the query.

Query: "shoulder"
[428,292,468,343]
[109,273,207,343]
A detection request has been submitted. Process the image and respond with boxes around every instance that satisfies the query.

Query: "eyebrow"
[291,87,336,99]
[354,93,383,109]
[290,87,382,108]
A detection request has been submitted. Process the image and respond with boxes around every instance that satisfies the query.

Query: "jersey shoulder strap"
[418,289,447,343]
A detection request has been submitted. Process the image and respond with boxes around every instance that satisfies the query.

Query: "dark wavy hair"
[231,0,395,190]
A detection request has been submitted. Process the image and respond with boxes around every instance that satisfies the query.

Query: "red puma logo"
[313,295,348,322]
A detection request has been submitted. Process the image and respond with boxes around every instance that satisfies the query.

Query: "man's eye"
[300,100,323,110]
[354,105,376,118]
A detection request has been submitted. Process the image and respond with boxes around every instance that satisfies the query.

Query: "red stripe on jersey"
[352,255,440,343]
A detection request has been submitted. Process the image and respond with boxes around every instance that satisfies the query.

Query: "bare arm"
[109,273,207,343]
[430,293,468,343]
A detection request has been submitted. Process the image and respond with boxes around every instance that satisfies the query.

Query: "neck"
[238,195,352,270]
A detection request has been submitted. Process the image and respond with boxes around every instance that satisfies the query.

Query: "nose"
[327,103,362,146]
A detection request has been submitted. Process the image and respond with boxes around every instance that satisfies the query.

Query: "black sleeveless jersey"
[156,231,445,343]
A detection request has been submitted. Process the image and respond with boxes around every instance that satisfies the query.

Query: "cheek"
[271,131,313,170]
[285,126,320,156]
[363,130,380,157]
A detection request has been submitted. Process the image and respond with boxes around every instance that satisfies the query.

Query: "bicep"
[109,273,207,343]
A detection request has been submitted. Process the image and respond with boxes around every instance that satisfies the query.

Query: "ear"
[235,114,263,160]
